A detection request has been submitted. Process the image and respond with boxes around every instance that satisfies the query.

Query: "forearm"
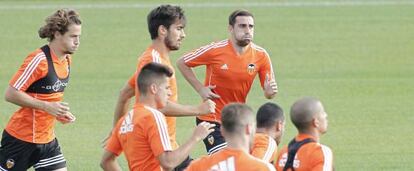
[100,151,122,171]
[160,101,200,116]
[5,86,46,110]
[177,59,204,92]
[159,137,198,170]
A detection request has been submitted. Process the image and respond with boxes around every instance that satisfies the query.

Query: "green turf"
[0,1,413,170]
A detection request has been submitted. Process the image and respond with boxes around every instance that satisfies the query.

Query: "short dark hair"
[137,62,173,95]
[221,103,254,134]
[147,4,186,40]
[38,8,82,41]
[228,9,253,26]
[256,102,284,129]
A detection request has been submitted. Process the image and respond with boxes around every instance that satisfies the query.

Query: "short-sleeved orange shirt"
[127,46,178,149]
[275,134,334,171]
[106,103,172,171]
[186,148,275,171]
[182,39,275,123]
[6,46,71,143]
[251,133,277,164]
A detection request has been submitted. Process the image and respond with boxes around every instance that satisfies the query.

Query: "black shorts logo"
[6,159,15,169]
[207,135,214,145]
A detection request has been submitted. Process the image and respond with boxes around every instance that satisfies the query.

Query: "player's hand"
[56,111,76,124]
[43,101,70,117]
[264,74,278,99]
[192,122,215,142]
[198,85,220,100]
[197,99,216,115]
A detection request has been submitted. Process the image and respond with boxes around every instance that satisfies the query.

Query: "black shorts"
[196,118,227,155]
[0,131,66,171]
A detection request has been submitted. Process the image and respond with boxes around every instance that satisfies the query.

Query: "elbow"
[4,87,15,103]
[160,162,174,171]
[265,93,276,99]
[176,58,185,70]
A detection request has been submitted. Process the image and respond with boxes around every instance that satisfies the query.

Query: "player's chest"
[210,53,260,81]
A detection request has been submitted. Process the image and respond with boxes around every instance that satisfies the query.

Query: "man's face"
[55,24,81,54]
[316,102,328,134]
[155,77,172,109]
[230,16,254,47]
[165,19,186,51]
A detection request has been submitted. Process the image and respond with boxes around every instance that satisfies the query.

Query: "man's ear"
[229,24,236,33]
[276,121,283,132]
[312,117,319,128]
[54,31,62,40]
[150,83,158,94]
[158,25,167,38]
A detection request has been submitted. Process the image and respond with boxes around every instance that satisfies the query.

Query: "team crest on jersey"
[6,159,15,169]
[247,63,256,75]
[207,135,215,145]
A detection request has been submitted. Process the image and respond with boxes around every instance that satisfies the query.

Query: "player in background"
[0,8,81,171]
[276,97,334,171]
[186,103,275,171]
[108,4,215,151]
[177,9,278,155]
[251,102,285,164]
[101,63,215,171]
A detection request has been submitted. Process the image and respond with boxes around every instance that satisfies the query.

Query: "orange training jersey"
[127,45,178,149]
[275,134,334,171]
[186,148,275,171]
[251,133,277,164]
[105,103,173,171]
[6,47,71,144]
[182,39,275,123]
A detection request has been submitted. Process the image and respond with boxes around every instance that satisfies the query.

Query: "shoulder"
[251,43,270,57]
[248,155,276,171]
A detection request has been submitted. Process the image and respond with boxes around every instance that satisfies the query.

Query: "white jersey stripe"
[13,53,46,90]
[145,106,172,151]
[36,154,64,163]
[13,53,45,89]
[252,43,275,80]
[321,145,333,171]
[263,136,276,162]
[183,40,228,63]
[152,49,161,63]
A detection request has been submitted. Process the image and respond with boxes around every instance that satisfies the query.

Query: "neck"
[256,128,276,139]
[152,39,170,58]
[138,95,157,109]
[48,42,67,61]
[230,38,249,55]
[299,129,320,142]
[225,135,250,153]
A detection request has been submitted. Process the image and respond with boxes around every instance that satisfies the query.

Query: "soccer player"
[177,9,278,154]
[251,102,285,164]
[186,103,275,171]
[275,97,334,171]
[109,4,215,151]
[0,9,81,171]
[101,63,215,171]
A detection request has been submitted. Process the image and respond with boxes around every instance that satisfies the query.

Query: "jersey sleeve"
[311,145,334,171]
[258,51,276,89]
[9,53,48,91]
[181,42,216,67]
[146,110,173,157]
[105,126,123,156]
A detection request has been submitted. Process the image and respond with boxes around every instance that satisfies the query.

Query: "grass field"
[0,1,413,170]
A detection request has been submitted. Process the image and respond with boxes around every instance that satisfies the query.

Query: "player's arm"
[5,86,70,117]
[160,99,215,116]
[100,150,121,171]
[176,58,220,100]
[157,122,215,170]
[113,83,135,126]
[259,52,278,99]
